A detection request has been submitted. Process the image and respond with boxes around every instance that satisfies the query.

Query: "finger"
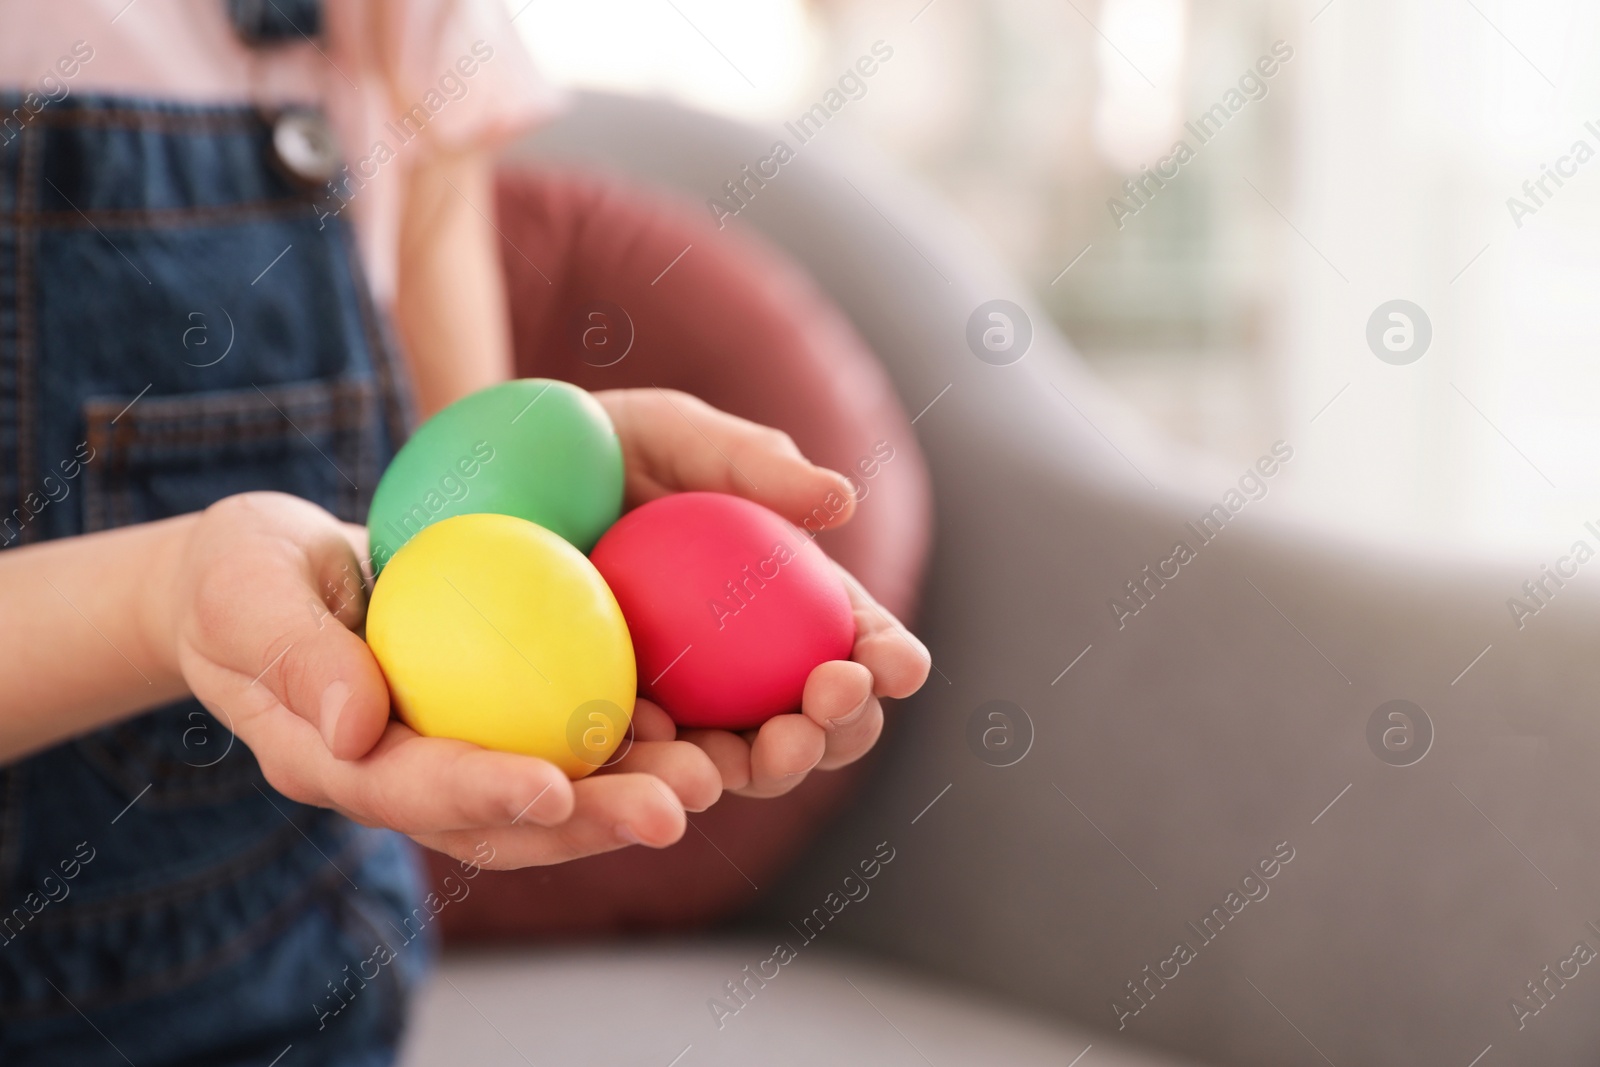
[735,713,826,798]
[247,708,576,834]
[598,739,722,812]
[680,729,753,792]
[335,726,579,832]
[630,698,679,743]
[837,565,931,699]
[600,389,857,530]
[192,494,389,760]
[416,772,688,868]
[800,660,885,771]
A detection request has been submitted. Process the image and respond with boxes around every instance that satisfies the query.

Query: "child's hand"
[147,491,722,869]
[598,389,932,798]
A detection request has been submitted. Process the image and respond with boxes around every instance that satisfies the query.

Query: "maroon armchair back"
[425,167,932,939]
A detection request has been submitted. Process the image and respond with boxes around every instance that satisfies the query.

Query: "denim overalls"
[0,8,432,1065]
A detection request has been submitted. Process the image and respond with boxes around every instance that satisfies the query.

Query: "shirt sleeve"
[328,0,562,164]
[373,0,562,155]
[322,0,563,303]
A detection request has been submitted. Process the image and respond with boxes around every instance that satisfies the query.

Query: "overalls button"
[272,110,339,185]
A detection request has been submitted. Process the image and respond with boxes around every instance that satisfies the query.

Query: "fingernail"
[320,680,351,752]
[616,824,642,845]
[827,696,870,730]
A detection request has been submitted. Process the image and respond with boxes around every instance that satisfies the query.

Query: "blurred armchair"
[406,90,1600,1067]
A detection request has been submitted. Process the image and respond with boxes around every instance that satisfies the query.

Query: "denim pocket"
[80,375,380,533]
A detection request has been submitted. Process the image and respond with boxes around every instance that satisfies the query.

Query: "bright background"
[507,0,1600,557]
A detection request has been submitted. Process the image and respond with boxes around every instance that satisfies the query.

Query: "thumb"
[606,388,859,531]
[201,496,390,760]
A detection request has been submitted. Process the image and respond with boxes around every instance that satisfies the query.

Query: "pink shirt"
[0,0,560,301]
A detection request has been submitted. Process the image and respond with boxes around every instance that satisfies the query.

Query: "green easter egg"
[368,379,623,571]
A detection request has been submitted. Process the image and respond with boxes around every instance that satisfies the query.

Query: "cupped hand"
[147,491,722,869]
[597,388,932,798]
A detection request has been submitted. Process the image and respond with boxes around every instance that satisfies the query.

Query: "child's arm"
[0,493,720,867]
[394,148,516,416]
[0,516,193,758]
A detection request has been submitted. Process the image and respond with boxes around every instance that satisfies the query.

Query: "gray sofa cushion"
[400,943,1198,1067]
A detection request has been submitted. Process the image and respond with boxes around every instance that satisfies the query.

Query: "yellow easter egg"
[367,512,635,779]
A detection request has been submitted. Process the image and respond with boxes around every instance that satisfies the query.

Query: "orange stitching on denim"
[79,379,380,529]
